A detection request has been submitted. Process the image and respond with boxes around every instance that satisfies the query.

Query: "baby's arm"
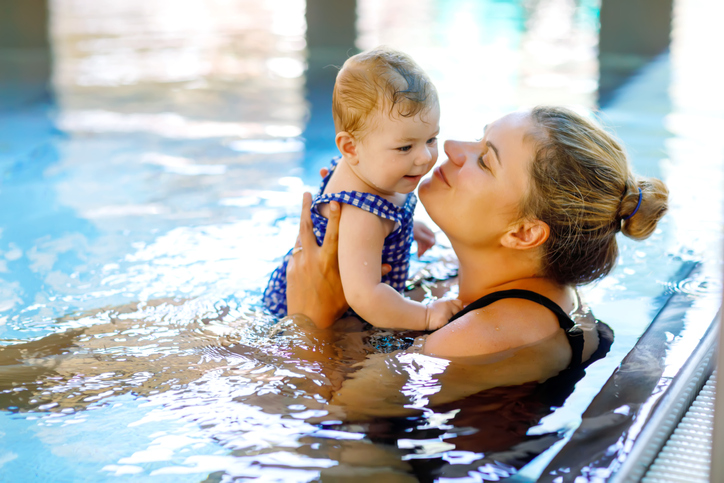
[338,206,462,331]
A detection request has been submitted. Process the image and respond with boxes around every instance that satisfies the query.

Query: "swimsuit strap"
[312,156,417,234]
[316,157,340,196]
[449,289,584,368]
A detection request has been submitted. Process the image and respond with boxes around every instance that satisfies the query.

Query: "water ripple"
[659,275,719,297]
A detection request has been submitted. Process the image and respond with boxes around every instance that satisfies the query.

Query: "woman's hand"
[286,192,348,329]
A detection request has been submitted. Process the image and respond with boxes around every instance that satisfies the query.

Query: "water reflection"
[51,0,307,88]
[301,0,357,180]
[598,0,673,105]
[0,0,51,109]
[0,291,609,480]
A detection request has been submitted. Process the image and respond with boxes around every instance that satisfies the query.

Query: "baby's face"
[352,104,440,196]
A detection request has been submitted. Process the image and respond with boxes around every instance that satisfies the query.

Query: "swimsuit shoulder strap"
[448,289,584,368]
[316,157,340,195]
[313,157,416,225]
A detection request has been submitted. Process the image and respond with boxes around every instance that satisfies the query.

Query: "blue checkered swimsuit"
[263,157,416,317]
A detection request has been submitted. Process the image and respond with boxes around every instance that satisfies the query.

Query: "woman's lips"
[434,166,450,187]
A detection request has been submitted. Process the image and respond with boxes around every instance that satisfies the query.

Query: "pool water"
[1,0,723,481]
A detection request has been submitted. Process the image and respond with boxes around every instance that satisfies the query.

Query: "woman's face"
[418,111,536,247]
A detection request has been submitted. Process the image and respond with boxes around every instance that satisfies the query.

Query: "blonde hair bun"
[620,177,669,240]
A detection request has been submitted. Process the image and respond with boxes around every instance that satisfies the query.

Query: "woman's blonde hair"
[523,106,669,285]
[332,46,438,140]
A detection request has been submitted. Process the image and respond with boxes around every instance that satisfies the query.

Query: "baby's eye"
[426,137,437,145]
[398,145,412,152]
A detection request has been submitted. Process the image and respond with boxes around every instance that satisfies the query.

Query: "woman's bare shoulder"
[423,297,562,359]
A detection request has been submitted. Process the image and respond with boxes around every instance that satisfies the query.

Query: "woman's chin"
[417,179,431,204]
[418,177,432,195]
[417,181,440,220]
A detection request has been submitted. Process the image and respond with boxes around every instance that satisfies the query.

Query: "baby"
[264,46,462,331]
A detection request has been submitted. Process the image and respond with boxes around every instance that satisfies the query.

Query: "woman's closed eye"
[478,153,490,170]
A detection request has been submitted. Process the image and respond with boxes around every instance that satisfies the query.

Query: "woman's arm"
[285,193,349,329]
[337,205,462,331]
[285,192,394,329]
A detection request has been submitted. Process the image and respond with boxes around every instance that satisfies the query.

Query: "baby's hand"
[424,298,464,331]
[413,221,436,257]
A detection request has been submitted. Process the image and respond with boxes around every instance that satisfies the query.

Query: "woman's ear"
[335,132,359,165]
[502,219,550,250]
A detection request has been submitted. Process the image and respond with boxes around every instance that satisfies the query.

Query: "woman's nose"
[444,140,466,166]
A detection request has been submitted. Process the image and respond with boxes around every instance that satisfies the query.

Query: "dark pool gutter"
[611,314,717,482]
[538,262,720,481]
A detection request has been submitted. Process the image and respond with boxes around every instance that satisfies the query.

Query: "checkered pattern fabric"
[263,157,416,317]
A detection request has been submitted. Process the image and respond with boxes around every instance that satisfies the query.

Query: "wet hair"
[522,106,669,286]
[332,46,438,140]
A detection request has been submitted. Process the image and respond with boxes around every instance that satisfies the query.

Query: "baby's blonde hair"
[332,46,438,140]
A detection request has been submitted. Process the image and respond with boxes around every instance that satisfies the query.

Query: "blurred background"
[1,0,720,323]
[1,0,723,480]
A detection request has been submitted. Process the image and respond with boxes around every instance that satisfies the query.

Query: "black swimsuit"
[449,289,585,368]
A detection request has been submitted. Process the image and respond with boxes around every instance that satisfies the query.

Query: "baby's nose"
[415,146,434,165]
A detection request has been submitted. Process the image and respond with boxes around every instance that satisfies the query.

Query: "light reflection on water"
[1,292,581,480]
[0,0,723,481]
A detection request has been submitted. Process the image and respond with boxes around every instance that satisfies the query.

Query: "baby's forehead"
[362,104,440,138]
[375,99,440,123]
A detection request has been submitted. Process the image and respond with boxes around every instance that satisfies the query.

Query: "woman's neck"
[451,241,548,304]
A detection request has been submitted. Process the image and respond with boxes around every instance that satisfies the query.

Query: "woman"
[285,106,668,372]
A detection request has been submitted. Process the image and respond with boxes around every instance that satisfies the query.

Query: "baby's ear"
[335,132,359,164]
